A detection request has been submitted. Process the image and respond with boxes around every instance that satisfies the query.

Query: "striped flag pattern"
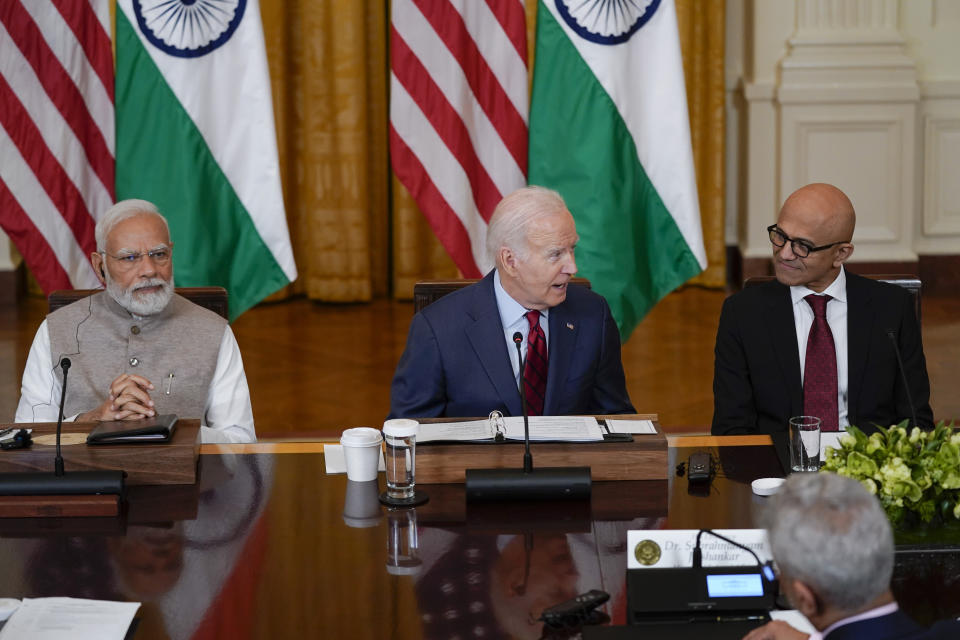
[0,0,112,291]
[390,0,529,277]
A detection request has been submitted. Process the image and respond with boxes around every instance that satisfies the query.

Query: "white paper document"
[820,431,843,458]
[417,416,604,443]
[0,597,140,640]
[323,444,386,474]
[605,419,657,435]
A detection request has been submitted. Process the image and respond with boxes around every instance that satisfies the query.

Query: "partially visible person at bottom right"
[742,472,960,640]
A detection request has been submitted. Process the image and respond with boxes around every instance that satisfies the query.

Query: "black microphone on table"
[0,357,125,498]
[886,329,919,429]
[464,331,591,501]
[692,529,776,582]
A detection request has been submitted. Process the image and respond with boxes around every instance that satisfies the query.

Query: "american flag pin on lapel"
[566,322,575,330]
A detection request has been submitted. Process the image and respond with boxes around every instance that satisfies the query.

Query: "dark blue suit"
[824,609,960,639]
[389,271,635,418]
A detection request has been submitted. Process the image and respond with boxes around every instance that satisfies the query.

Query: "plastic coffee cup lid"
[383,419,418,438]
[341,427,383,447]
[752,477,785,496]
[0,598,20,622]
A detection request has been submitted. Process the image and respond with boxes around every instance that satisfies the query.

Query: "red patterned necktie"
[803,294,839,431]
[523,310,548,416]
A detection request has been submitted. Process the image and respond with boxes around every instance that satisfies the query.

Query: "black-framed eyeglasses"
[767,225,849,258]
[100,247,172,271]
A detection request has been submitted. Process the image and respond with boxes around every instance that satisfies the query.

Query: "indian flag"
[114,0,295,320]
[529,0,706,340]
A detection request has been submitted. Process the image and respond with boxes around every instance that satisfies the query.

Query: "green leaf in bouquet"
[846,451,879,477]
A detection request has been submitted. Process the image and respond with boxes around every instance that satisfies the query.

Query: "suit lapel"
[766,283,803,415]
[543,303,578,414]
[464,274,523,416]
[846,273,873,426]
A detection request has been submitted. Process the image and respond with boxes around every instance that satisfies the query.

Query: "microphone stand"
[464,331,591,501]
[516,335,533,473]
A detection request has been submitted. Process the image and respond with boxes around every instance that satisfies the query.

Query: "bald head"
[772,183,856,292]
[780,183,856,242]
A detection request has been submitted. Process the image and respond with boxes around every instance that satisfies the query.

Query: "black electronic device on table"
[87,414,178,444]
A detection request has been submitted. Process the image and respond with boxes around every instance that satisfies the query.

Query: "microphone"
[886,329,918,429]
[464,325,591,501]
[514,332,533,473]
[0,357,125,500]
[692,529,775,581]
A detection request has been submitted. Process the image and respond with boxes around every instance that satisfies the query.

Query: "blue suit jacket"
[824,609,960,640]
[389,272,635,418]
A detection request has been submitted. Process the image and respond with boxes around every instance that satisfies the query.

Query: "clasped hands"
[78,373,157,422]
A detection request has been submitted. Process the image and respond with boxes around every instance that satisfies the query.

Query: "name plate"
[627,529,771,569]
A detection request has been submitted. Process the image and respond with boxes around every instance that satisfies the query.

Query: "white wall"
[726,0,960,264]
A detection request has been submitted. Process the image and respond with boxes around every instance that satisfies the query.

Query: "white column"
[778,0,920,262]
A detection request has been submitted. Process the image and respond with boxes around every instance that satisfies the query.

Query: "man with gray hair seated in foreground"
[15,199,255,443]
[743,473,959,640]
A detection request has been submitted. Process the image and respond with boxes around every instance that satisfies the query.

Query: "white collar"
[493,270,549,328]
[818,601,899,639]
[790,265,847,307]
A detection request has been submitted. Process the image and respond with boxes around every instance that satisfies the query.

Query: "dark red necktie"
[803,294,839,431]
[524,310,548,416]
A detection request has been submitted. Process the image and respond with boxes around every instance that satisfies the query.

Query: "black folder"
[86,414,178,444]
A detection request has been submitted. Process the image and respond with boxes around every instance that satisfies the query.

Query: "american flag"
[0,0,112,291]
[390,0,529,278]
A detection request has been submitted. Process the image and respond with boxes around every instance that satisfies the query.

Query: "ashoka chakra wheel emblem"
[555,0,661,45]
[133,0,247,58]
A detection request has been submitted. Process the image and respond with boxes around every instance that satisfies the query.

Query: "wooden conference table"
[0,435,956,639]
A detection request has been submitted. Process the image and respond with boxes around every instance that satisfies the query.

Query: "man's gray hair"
[486,186,568,265]
[96,199,170,251]
[763,472,893,611]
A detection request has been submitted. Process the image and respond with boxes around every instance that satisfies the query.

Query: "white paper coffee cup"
[340,427,383,482]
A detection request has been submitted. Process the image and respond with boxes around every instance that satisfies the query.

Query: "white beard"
[105,271,175,316]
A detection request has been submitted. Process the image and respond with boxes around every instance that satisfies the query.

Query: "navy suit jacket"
[711,271,932,436]
[389,272,635,418]
[824,609,960,640]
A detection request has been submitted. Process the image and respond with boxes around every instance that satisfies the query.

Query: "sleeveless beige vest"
[46,292,226,420]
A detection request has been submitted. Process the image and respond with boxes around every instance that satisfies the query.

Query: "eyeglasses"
[767,225,849,258]
[101,247,172,271]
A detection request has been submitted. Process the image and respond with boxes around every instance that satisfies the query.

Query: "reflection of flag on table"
[0,1,112,291]
[115,0,296,320]
[390,0,529,277]
[529,0,706,339]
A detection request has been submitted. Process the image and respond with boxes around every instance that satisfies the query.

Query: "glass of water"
[383,419,418,500]
[789,416,821,472]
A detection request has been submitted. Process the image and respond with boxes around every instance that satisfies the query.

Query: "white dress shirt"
[15,320,256,443]
[790,267,848,428]
[494,270,549,386]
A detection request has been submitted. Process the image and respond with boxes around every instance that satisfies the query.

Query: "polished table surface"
[0,436,957,639]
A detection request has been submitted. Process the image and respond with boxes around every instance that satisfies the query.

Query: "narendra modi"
[15,199,256,443]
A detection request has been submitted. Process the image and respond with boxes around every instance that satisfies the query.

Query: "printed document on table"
[417,417,604,443]
[0,597,140,640]
[502,416,604,441]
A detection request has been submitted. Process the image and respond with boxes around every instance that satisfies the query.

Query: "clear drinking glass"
[790,416,821,472]
[383,419,418,500]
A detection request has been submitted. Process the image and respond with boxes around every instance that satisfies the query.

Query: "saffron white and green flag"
[529,0,706,340]
[114,0,296,321]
